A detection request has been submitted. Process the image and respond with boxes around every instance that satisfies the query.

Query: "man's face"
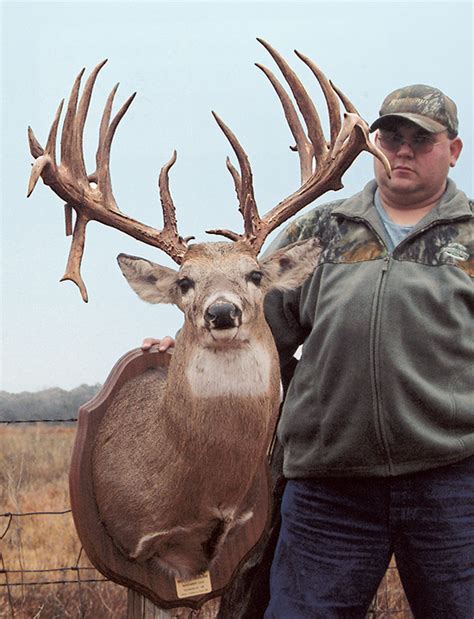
[373,121,463,205]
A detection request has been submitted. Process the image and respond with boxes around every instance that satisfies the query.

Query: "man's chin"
[380,176,421,199]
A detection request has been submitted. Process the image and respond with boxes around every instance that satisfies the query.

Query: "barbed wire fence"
[0,416,128,618]
[0,417,413,618]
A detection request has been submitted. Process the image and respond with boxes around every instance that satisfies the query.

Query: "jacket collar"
[331,180,386,242]
[332,178,472,228]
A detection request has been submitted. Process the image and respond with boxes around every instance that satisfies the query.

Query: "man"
[260,85,472,618]
[144,85,473,617]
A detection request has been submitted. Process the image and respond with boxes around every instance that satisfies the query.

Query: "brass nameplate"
[175,571,212,599]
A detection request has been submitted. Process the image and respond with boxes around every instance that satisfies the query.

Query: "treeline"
[0,384,101,422]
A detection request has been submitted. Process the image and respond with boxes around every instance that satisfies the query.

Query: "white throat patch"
[186,343,272,398]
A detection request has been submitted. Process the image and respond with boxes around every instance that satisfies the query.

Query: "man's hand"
[141,336,176,352]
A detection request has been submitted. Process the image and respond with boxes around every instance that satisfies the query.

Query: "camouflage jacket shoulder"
[266,187,473,266]
[267,199,347,252]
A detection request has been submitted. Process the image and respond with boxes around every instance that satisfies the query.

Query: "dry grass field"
[0,423,412,618]
[0,423,127,618]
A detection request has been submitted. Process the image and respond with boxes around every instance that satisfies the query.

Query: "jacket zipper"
[370,256,394,474]
[337,214,395,471]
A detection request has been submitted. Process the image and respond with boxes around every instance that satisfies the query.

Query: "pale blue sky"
[1,1,473,392]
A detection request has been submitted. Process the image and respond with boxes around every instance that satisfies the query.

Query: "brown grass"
[0,423,412,618]
[0,424,127,618]
[369,556,413,618]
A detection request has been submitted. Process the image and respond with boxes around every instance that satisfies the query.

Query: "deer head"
[117,238,320,347]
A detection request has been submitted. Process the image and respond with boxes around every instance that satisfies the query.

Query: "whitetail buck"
[27,40,389,579]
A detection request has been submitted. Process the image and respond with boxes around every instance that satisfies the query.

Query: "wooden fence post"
[127,591,221,618]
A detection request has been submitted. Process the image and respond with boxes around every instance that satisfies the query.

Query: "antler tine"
[225,157,243,214]
[329,81,391,178]
[257,38,328,163]
[330,80,360,115]
[210,111,259,239]
[255,62,313,184]
[157,150,189,260]
[60,67,86,180]
[158,150,178,229]
[28,127,44,158]
[96,90,137,211]
[74,59,109,184]
[60,213,89,302]
[295,51,342,146]
[27,155,50,199]
[27,99,65,197]
[92,82,118,184]
[205,156,247,242]
[44,99,65,167]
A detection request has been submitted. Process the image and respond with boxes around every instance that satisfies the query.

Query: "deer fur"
[92,239,320,578]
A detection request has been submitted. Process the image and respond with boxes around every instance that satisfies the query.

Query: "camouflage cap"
[370,84,458,136]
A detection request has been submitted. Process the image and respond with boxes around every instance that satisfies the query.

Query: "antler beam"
[27,60,189,302]
[207,38,391,253]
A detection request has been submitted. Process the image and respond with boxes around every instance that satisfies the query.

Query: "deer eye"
[247,270,263,286]
[177,277,194,294]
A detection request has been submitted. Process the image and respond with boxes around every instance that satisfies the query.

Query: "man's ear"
[259,238,321,291]
[449,137,463,167]
[117,254,179,304]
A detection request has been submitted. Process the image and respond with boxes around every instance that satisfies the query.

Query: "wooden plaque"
[69,348,273,610]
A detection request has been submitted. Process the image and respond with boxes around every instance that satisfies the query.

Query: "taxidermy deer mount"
[27,39,390,582]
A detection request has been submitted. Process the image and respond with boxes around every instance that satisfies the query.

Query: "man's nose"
[395,140,415,156]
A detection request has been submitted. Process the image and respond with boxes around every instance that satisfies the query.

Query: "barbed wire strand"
[3,567,96,575]
[0,514,12,540]
[0,551,15,618]
[2,578,108,587]
[0,419,78,424]
[1,510,71,517]
[1,510,72,541]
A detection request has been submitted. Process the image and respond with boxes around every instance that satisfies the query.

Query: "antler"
[27,60,189,302]
[28,47,390,301]
[207,38,391,253]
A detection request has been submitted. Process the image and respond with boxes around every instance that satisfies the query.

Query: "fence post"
[127,591,221,618]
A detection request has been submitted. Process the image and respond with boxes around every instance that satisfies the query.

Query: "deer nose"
[205,302,242,329]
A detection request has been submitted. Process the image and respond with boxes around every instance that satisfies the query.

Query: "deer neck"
[165,319,280,403]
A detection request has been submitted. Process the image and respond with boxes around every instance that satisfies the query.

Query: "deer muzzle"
[204,301,242,330]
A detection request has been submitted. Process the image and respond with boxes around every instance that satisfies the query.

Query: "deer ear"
[259,238,321,291]
[117,254,179,304]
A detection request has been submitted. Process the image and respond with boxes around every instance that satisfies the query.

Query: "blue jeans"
[264,456,474,618]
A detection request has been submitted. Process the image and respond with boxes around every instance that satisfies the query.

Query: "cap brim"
[369,112,446,134]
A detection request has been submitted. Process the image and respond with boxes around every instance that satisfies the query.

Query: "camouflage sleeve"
[262,197,346,257]
[262,200,344,364]
[264,286,307,368]
[262,209,322,365]
[262,209,322,256]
